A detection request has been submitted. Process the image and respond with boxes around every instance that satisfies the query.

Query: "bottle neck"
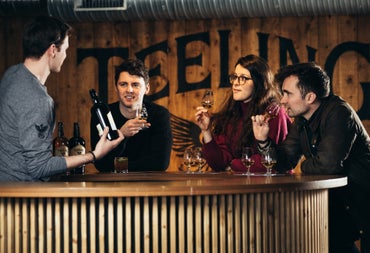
[73,124,80,138]
[58,124,64,137]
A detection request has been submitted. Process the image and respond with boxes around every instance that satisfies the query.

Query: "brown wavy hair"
[212,54,281,156]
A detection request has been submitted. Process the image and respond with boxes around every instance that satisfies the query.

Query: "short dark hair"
[115,58,149,85]
[275,62,331,100]
[22,16,72,59]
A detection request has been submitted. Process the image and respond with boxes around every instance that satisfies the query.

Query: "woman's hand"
[195,106,211,131]
[251,114,270,142]
[195,106,213,143]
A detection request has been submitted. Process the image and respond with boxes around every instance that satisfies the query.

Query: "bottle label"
[70,145,86,156]
[55,146,69,157]
[96,124,104,136]
[107,112,118,130]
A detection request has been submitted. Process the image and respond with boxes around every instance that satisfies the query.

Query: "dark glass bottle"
[53,122,69,157]
[69,122,86,174]
[89,89,119,140]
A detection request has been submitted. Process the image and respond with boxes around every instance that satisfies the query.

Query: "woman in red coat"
[195,54,291,173]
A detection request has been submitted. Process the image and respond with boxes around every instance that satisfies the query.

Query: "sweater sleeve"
[202,136,233,171]
[127,105,173,171]
[17,89,66,180]
[233,107,292,173]
[267,106,292,145]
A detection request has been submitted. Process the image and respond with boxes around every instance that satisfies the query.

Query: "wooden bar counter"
[0,172,347,253]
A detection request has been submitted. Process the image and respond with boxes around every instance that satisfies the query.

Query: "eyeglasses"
[228,74,253,86]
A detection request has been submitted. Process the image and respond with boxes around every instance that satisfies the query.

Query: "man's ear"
[305,92,317,104]
[145,83,150,94]
[48,44,56,58]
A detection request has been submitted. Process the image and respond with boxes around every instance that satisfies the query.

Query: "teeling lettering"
[77,30,370,119]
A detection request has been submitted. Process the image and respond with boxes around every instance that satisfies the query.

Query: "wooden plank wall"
[1,15,370,172]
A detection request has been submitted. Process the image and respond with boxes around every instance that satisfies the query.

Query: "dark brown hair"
[212,54,281,156]
[23,16,72,59]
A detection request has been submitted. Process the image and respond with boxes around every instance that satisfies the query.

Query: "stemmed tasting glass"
[264,101,280,119]
[193,147,206,173]
[183,147,193,173]
[201,90,214,109]
[135,103,149,130]
[136,103,148,120]
[261,147,277,176]
[241,147,255,176]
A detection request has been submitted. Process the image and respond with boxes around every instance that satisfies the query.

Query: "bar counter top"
[1,172,347,252]
[0,172,347,197]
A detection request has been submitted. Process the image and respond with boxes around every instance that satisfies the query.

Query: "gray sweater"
[0,64,66,181]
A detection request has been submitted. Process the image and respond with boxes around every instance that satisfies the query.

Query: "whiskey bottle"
[69,122,86,174]
[53,122,69,157]
[89,89,119,140]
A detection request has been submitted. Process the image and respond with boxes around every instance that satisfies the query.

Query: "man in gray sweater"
[0,16,124,181]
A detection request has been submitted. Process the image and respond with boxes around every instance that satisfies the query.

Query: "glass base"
[263,173,277,176]
[241,172,255,176]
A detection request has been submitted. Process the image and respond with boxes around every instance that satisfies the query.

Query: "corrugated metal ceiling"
[0,0,369,22]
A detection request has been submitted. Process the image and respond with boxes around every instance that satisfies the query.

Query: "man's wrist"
[88,151,97,163]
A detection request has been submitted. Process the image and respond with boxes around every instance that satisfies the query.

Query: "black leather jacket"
[277,95,370,188]
[276,95,370,240]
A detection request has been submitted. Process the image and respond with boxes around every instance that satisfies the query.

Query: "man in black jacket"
[252,62,370,253]
[90,58,172,172]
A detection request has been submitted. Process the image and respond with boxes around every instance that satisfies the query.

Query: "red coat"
[202,102,291,173]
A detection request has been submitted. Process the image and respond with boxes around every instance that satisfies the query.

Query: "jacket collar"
[296,95,333,132]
